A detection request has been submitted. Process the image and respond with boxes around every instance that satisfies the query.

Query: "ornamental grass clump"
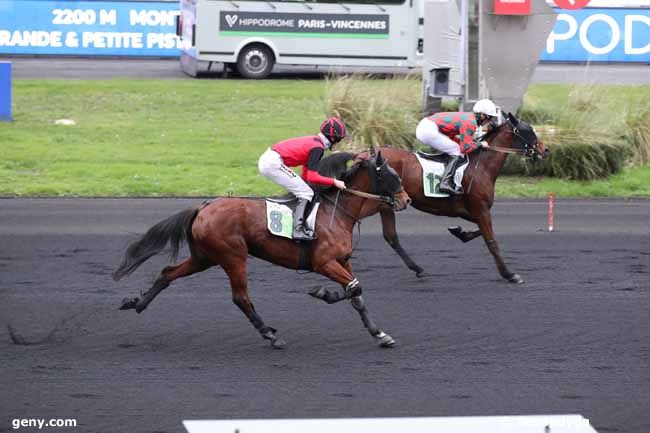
[325,74,421,151]
[624,106,650,166]
[515,84,635,180]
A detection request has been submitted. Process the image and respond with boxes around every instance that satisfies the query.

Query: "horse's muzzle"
[393,190,411,212]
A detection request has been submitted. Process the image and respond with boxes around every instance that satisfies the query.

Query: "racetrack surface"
[1,198,649,433]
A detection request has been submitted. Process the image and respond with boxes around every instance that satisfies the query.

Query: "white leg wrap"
[345,278,360,292]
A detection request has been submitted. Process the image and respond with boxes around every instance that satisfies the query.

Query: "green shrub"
[548,141,628,181]
[325,77,645,181]
[501,154,550,177]
[624,107,650,165]
[325,74,421,151]
[501,143,628,181]
[521,83,650,171]
[517,102,560,125]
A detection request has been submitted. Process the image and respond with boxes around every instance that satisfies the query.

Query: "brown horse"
[113,151,410,348]
[368,112,548,283]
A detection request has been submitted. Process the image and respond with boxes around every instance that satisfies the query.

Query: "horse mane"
[315,152,364,193]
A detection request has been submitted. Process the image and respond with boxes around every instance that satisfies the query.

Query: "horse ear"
[508,112,519,125]
[369,146,376,157]
[376,150,384,166]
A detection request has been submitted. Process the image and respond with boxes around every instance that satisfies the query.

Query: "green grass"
[496,164,650,198]
[1,79,649,197]
[1,79,324,196]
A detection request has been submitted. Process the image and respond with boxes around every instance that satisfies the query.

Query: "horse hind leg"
[120,256,209,313]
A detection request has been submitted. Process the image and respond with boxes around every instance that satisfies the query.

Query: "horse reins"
[343,188,395,205]
[487,145,527,155]
[320,191,363,258]
[322,186,397,256]
[321,191,361,227]
[466,150,483,195]
[467,123,534,193]
[477,121,535,157]
[488,128,537,156]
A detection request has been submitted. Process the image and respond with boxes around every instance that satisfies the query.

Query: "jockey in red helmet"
[258,117,347,241]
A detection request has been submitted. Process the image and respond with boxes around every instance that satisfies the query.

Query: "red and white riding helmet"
[320,117,347,146]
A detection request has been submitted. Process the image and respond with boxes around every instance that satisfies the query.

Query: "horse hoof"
[271,338,286,349]
[415,270,428,278]
[119,297,137,310]
[509,274,525,284]
[308,286,326,300]
[376,333,396,348]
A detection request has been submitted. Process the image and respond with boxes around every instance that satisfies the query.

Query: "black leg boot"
[292,198,313,241]
[439,155,465,195]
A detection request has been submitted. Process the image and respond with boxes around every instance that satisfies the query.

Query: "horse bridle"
[345,154,403,207]
[485,121,538,159]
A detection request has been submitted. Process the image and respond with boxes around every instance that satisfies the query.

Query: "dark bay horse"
[113,152,410,348]
[368,113,548,283]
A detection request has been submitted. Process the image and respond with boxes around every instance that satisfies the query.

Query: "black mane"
[315,152,364,193]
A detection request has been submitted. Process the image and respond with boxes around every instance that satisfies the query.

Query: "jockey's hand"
[480,140,490,149]
[333,179,347,190]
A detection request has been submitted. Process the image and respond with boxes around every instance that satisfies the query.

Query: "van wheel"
[237,45,274,79]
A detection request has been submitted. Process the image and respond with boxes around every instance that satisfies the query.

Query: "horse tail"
[112,205,201,281]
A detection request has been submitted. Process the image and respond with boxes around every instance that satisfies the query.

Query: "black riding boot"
[439,155,465,195]
[292,198,314,241]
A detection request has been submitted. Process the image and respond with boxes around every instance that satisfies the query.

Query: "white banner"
[184,415,598,433]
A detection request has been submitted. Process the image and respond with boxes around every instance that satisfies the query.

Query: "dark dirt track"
[1,198,649,433]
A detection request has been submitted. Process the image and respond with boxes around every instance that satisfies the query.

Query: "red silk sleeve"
[302,166,335,186]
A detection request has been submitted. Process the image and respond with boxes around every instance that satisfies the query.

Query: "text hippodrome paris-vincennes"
[237,18,387,30]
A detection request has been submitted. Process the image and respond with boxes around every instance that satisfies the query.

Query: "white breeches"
[415,118,462,156]
[258,149,314,201]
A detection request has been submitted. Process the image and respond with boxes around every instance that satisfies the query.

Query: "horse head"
[491,113,549,161]
[367,151,411,211]
[317,151,411,211]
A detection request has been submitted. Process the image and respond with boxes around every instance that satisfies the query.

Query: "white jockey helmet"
[472,99,499,117]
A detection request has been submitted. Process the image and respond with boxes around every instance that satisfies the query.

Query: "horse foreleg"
[311,260,395,347]
[309,260,362,304]
[119,257,209,313]
[448,226,482,243]
[350,295,395,348]
[380,208,425,277]
[472,208,524,284]
[225,260,285,349]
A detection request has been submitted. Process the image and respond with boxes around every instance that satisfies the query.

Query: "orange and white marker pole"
[548,192,555,232]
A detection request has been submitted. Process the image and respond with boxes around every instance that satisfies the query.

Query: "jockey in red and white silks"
[415,99,501,194]
[258,117,347,240]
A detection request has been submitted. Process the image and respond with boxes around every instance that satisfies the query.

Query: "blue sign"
[542,8,650,63]
[0,0,182,56]
[0,61,11,121]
